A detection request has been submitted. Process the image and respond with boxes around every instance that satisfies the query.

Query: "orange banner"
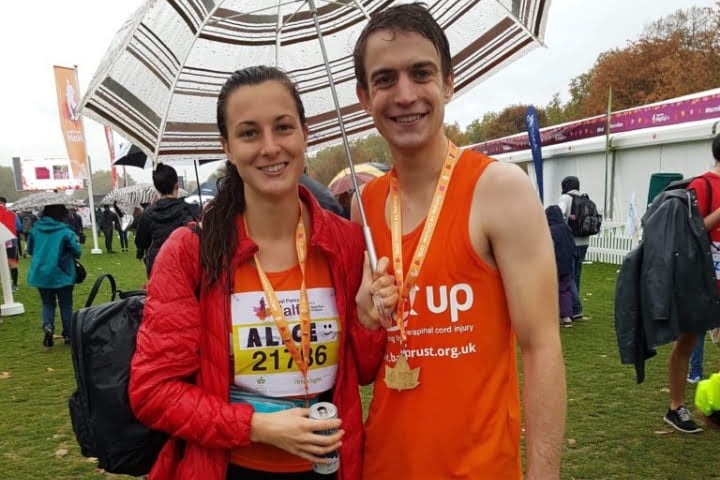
[53,66,87,179]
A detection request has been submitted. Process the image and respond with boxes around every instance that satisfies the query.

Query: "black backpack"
[69,225,200,476]
[568,193,602,236]
[68,274,164,476]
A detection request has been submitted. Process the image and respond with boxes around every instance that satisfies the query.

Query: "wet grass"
[1,248,718,479]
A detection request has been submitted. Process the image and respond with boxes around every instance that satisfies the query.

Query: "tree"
[567,6,720,118]
[0,166,22,202]
[444,122,469,146]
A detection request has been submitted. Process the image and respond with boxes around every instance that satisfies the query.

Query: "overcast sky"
[0,0,714,185]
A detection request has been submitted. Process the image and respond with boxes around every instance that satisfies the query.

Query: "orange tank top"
[229,245,341,473]
[361,150,521,480]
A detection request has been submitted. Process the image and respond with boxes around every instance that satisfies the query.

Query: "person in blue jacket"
[27,204,81,347]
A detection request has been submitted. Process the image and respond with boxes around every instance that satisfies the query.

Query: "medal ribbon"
[390,141,459,344]
[248,203,312,400]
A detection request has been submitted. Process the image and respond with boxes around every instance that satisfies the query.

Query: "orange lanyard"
[247,204,312,399]
[389,141,459,343]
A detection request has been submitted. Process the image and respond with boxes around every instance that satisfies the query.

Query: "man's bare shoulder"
[473,161,537,206]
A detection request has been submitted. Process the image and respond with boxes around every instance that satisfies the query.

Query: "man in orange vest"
[351,4,566,479]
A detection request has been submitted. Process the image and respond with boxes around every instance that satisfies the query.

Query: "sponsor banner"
[18,157,84,191]
[53,66,87,180]
[474,92,720,156]
[525,106,544,201]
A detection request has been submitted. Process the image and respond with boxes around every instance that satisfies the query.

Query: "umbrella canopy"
[79,0,551,163]
[113,144,149,169]
[10,192,84,212]
[100,183,189,211]
[328,162,390,195]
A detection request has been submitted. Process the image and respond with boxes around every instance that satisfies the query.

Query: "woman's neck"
[244,193,301,242]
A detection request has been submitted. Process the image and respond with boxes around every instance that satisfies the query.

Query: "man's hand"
[356,253,398,330]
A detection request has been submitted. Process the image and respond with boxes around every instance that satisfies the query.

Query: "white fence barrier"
[586,220,639,265]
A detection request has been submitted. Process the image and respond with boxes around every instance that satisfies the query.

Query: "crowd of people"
[4,3,720,480]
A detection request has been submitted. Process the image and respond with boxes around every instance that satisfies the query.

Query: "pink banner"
[473,92,720,156]
[104,126,118,189]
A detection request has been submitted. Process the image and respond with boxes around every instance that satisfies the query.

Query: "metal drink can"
[309,402,340,475]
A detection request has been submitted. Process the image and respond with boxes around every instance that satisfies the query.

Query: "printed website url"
[385,342,477,362]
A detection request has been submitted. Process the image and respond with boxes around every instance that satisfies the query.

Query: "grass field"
[0,240,718,480]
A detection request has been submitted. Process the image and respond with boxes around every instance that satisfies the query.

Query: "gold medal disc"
[384,354,420,391]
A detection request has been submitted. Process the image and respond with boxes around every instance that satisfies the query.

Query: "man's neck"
[159,193,177,200]
[390,133,450,194]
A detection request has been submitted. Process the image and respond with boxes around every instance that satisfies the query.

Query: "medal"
[384,353,420,391]
[384,141,459,391]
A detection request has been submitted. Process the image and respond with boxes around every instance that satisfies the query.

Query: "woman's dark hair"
[202,66,306,287]
[42,204,68,222]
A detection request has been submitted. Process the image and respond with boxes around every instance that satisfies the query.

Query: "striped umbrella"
[78,0,551,162]
[79,0,550,269]
[10,192,84,212]
[100,183,189,211]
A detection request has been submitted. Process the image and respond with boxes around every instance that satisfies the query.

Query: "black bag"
[68,274,164,476]
[68,225,200,476]
[74,260,86,284]
[568,193,602,236]
[78,231,86,244]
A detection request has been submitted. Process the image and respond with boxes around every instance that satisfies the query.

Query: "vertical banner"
[603,86,613,215]
[53,66,87,180]
[104,126,118,189]
[525,106,544,202]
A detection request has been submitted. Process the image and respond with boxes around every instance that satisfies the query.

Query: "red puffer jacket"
[129,187,386,480]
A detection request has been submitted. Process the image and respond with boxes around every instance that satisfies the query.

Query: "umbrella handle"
[362,225,378,272]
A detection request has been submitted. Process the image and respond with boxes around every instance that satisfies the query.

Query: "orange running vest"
[361,150,522,480]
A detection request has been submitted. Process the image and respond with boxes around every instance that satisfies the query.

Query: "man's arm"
[475,163,566,480]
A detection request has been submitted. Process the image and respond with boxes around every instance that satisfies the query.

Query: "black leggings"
[226,464,336,480]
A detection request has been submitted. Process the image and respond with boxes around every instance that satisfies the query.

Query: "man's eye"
[373,75,393,87]
[414,70,432,81]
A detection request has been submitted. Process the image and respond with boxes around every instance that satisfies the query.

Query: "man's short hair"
[0,197,7,204]
[153,163,178,195]
[353,2,452,92]
[713,133,720,162]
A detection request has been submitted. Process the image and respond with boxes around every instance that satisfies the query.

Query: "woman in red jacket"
[129,66,395,480]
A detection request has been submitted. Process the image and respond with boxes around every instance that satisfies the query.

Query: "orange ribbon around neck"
[389,141,459,344]
[246,203,312,401]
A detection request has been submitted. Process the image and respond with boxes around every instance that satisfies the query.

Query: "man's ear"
[443,71,455,104]
[356,84,372,115]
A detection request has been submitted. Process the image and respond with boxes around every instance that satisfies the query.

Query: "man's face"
[356,30,453,153]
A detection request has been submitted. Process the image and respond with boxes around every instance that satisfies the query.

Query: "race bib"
[230,287,340,397]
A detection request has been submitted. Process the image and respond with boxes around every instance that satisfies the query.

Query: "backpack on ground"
[68,225,200,476]
[68,273,163,476]
[568,193,602,236]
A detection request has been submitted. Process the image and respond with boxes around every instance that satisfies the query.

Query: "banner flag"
[525,106,544,202]
[104,126,118,189]
[53,66,87,180]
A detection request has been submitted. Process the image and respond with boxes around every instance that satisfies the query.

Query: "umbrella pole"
[194,160,203,207]
[307,0,379,270]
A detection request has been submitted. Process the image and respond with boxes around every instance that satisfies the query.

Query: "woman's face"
[221,80,308,203]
